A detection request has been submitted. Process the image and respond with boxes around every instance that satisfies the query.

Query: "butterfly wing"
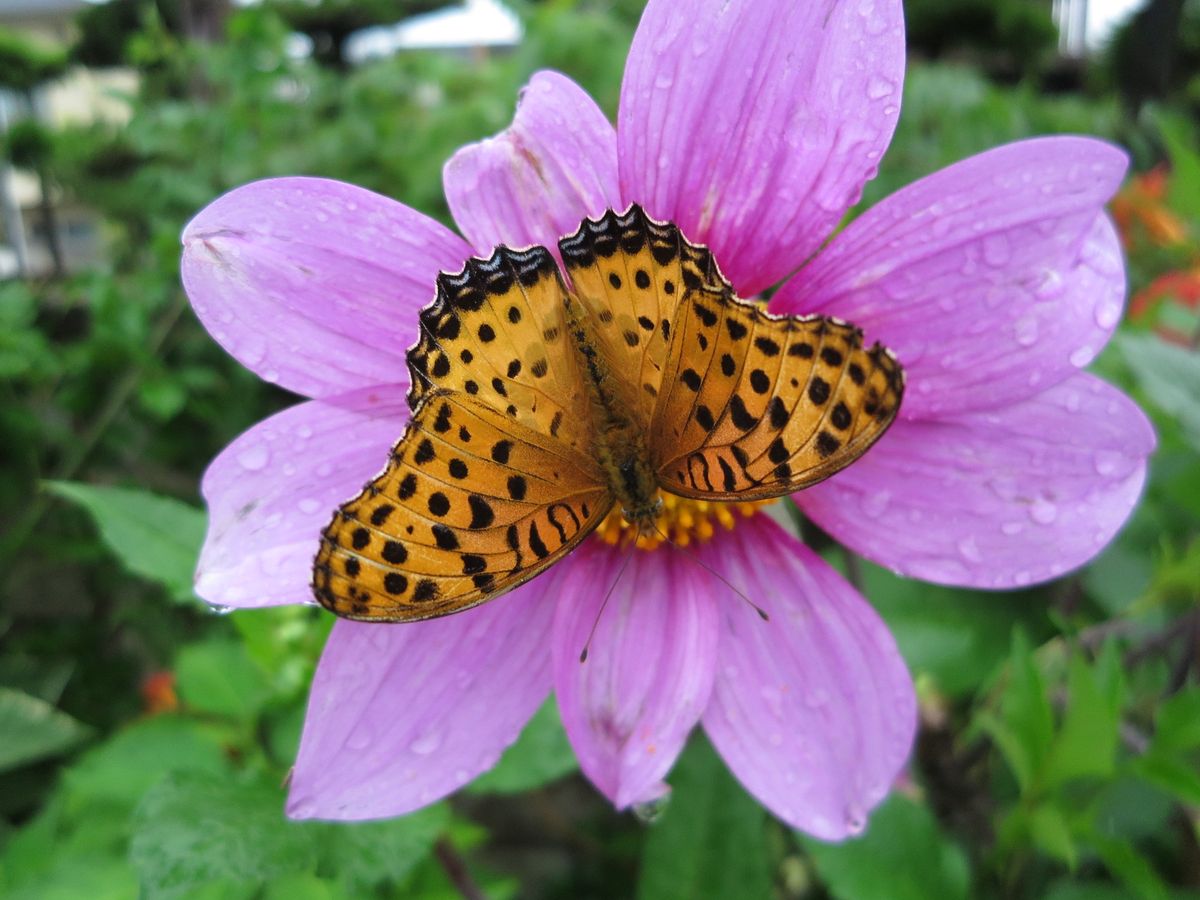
[558,205,726,428]
[407,244,593,454]
[314,244,614,621]
[651,283,904,501]
[314,391,613,621]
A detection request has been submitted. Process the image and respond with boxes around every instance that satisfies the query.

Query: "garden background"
[2,0,1200,897]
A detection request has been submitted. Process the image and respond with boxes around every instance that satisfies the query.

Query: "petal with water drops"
[288,585,554,819]
[196,385,408,610]
[551,541,719,808]
[797,373,1156,589]
[444,70,621,260]
[182,177,471,398]
[619,0,905,296]
[774,138,1128,419]
[700,514,916,841]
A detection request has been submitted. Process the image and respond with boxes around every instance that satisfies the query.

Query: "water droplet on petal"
[1029,496,1058,525]
[298,498,321,515]
[208,603,235,616]
[236,444,269,471]
[409,733,442,755]
[1001,521,1024,536]
[844,804,867,835]
[454,769,470,786]
[1032,268,1065,300]
[1070,345,1096,367]
[1095,300,1121,329]
[957,536,983,563]
[347,728,372,751]
[866,75,894,99]
[1093,450,1122,476]
[633,795,670,823]
[1014,316,1039,347]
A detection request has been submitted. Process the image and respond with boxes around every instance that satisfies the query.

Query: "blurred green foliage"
[1,1,1199,898]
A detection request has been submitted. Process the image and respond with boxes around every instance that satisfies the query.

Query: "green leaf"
[320,806,449,892]
[636,736,772,900]
[800,795,970,900]
[42,481,205,603]
[977,631,1054,793]
[1028,803,1076,868]
[129,772,321,899]
[1131,754,1200,807]
[1116,334,1200,455]
[1045,646,1123,787]
[1155,112,1200,220]
[1151,687,1200,754]
[858,562,1047,696]
[1089,832,1170,900]
[175,639,272,721]
[0,687,92,772]
[468,699,577,794]
[62,715,229,812]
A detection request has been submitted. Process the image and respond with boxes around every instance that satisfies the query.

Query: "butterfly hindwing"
[314,391,614,622]
[652,283,904,501]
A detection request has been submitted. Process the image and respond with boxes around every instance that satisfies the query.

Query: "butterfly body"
[312,206,904,622]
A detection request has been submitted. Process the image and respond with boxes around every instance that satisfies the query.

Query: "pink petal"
[444,71,621,258]
[774,138,1128,419]
[288,588,554,819]
[798,373,1156,589]
[618,0,904,296]
[196,386,408,609]
[182,178,471,399]
[551,540,719,808]
[700,514,915,840]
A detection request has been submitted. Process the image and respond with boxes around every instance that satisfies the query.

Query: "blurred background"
[1,0,1199,897]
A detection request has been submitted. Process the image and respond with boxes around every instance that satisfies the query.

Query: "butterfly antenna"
[579,537,639,663]
[647,521,769,622]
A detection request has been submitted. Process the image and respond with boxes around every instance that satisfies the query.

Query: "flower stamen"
[598,493,772,551]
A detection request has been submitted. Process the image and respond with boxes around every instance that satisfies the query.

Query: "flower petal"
[196,386,407,609]
[182,178,471,398]
[444,71,621,257]
[618,0,905,296]
[774,138,1129,418]
[798,373,1156,589]
[551,541,719,808]
[700,514,915,841]
[288,588,554,819]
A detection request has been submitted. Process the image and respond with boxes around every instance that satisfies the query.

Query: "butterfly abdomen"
[566,296,661,523]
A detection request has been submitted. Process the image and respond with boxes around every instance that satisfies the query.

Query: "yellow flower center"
[596,493,774,551]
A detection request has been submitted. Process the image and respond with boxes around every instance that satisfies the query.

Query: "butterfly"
[312,205,904,621]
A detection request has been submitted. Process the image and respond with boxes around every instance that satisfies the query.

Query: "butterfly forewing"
[651,286,904,501]
[559,206,728,427]
[314,391,613,621]
[407,245,593,454]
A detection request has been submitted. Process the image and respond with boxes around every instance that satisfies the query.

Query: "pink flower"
[181,0,1154,840]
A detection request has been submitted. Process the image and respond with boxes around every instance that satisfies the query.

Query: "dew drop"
[236,444,270,471]
[409,732,442,755]
[208,603,235,616]
[866,75,894,99]
[1032,268,1064,300]
[347,728,372,751]
[957,536,983,563]
[1095,300,1121,329]
[844,805,867,835]
[1029,496,1058,525]
[454,769,470,786]
[1001,521,1024,536]
[633,795,670,823]
[1069,345,1096,367]
[1013,316,1039,347]
[298,498,321,515]
[1093,450,1121,476]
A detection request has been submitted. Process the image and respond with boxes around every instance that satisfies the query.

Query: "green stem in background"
[0,290,188,573]
[434,836,486,900]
